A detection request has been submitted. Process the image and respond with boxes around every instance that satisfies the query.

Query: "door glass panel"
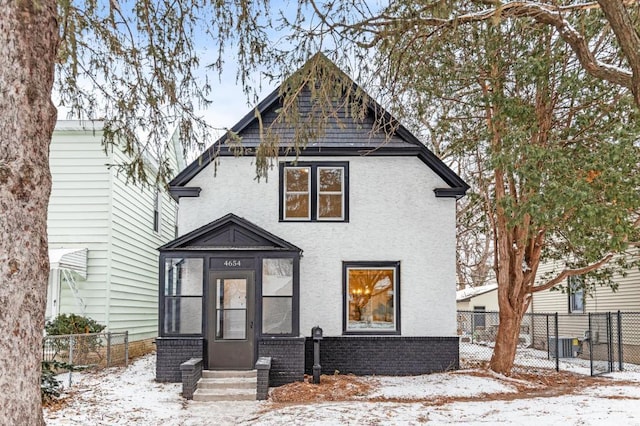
[217,279,246,309]
[216,278,247,340]
[216,310,246,339]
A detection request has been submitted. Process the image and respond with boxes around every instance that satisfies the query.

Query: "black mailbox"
[312,326,323,340]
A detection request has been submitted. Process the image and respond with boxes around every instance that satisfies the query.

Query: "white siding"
[108,149,179,341]
[470,290,500,311]
[179,155,458,337]
[48,126,111,325]
[48,122,180,341]
[532,257,640,314]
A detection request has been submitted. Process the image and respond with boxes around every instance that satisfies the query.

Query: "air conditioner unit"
[549,337,580,358]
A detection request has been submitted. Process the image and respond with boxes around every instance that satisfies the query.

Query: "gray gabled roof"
[171,55,469,198]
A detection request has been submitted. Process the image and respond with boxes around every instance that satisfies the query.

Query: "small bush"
[41,360,65,403]
[45,314,106,335]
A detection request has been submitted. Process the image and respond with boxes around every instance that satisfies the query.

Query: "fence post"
[545,315,550,359]
[125,331,129,367]
[107,333,112,367]
[471,312,475,344]
[68,335,74,388]
[617,311,623,371]
[554,313,559,372]
[589,313,594,376]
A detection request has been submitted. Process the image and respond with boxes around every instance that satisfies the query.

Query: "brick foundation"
[156,337,204,382]
[258,337,305,386]
[304,336,459,375]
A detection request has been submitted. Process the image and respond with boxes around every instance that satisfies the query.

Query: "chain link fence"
[43,331,129,387]
[458,311,640,375]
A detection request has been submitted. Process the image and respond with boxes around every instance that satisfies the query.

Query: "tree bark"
[490,301,526,374]
[0,1,58,424]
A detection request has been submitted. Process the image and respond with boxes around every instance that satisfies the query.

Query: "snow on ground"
[45,352,640,425]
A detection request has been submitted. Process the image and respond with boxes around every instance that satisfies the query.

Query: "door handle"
[250,321,253,329]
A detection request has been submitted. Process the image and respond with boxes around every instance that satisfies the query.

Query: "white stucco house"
[155,56,469,384]
[47,120,184,356]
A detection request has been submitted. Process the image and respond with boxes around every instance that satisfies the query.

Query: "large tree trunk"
[489,303,526,374]
[0,1,58,424]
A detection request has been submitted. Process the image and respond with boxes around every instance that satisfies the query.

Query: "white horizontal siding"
[50,126,113,328]
[48,129,111,248]
[50,123,183,342]
[105,148,179,339]
[533,256,640,314]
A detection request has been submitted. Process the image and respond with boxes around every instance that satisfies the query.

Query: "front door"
[207,271,255,369]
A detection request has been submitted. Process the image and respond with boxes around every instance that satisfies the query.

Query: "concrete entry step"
[192,387,256,402]
[197,377,256,390]
[195,370,258,401]
[202,370,257,379]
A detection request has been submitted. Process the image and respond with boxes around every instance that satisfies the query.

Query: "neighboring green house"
[46,120,184,356]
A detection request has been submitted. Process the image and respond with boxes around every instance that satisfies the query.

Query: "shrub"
[41,360,65,403]
[44,314,107,363]
[41,360,82,404]
[45,314,106,335]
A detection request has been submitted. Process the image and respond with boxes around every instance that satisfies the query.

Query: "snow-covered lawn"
[45,353,640,425]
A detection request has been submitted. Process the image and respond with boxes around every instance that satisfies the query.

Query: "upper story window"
[279,162,349,222]
[568,275,584,314]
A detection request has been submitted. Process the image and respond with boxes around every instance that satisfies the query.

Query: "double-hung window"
[568,275,584,313]
[280,162,348,222]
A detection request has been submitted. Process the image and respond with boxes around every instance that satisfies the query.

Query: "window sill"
[342,330,401,336]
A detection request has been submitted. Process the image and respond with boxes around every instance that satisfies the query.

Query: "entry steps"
[192,370,257,402]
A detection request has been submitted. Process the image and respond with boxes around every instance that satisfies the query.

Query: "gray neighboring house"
[47,120,184,356]
[155,56,469,384]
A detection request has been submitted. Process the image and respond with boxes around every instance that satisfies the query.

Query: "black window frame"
[260,255,299,337]
[159,255,205,337]
[279,161,349,222]
[342,261,401,335]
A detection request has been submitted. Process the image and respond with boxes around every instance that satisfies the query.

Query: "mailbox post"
[311,326,323,384]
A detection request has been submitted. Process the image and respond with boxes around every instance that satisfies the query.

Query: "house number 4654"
[223,260,241,267]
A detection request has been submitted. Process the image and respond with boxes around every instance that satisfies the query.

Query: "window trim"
[342,261,401,335]
[260,257,296,336]
[279,161,349,222]
[159,255,205,337]
[568,276,585,314]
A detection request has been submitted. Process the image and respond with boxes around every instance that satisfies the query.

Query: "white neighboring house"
[456,284,499,312]
[155,55,469,383]
[46,120,184,354]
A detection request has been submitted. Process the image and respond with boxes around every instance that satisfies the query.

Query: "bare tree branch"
[532,253,615,293]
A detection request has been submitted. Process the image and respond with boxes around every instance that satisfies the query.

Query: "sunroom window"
[280,162,348,222]
[343,262,400,334]
[262,258,294,335]
[163,258,203,335]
